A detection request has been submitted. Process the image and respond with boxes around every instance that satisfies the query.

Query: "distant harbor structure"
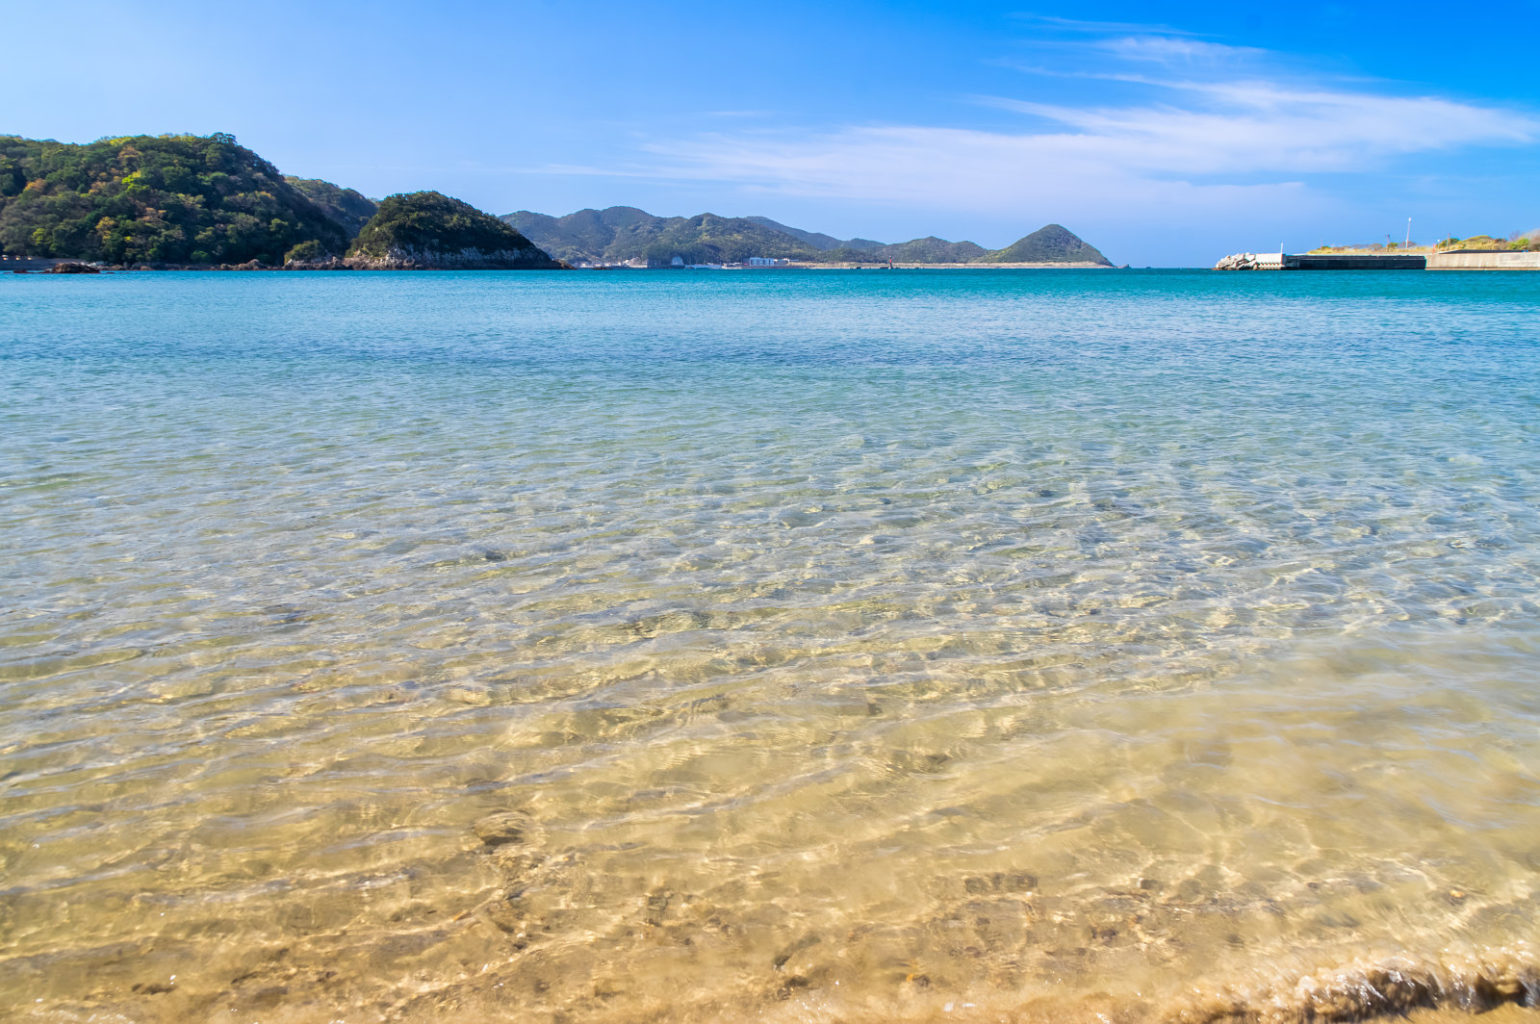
[1214,249,1540,271]
[0,254,74,272]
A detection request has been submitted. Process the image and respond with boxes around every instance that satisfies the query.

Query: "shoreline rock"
[1214,252,1263,270]
[341,244,565,270]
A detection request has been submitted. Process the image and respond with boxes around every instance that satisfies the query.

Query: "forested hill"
[349,192,560,269]
[0,133,349,265]
[285,177,377,238]
[504,205,1112,266]
[743,215,883,252]
[974,224,1112,265]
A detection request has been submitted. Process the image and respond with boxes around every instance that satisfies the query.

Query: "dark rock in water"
[474,811,534,847]
[43,262,100,274]
[644,888,672,926]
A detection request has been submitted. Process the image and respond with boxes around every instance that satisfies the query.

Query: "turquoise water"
[2,270,1539,1023]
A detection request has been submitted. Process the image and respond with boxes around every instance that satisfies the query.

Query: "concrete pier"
[1426,250,1540,270]
[1217,248,1540,271]
[1285,253,1426,270]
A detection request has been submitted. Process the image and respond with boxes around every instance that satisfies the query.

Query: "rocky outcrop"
[1214,252,1264,270]
[342,244,557,270]
[42,261,100,274]
[283,256,351,270]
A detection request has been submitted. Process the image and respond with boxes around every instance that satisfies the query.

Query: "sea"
[2,269,1538,1024]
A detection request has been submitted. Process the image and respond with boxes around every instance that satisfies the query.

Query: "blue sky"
[8,0,1539,265]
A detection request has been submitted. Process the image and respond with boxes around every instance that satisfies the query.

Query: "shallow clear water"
[2,269,1538,1023]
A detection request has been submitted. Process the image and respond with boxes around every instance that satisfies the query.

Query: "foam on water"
[1,270,1538,1022]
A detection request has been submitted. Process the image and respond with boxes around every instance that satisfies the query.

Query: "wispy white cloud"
[1095,35,1267,64]
[637,123,1314,229]
[1009,14,1196,36]
[985,83,1536,172]
[617,29,1536,228]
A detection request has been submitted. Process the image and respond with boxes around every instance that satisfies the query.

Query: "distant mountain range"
[502,206,1113,267]
[0,132,1113,270]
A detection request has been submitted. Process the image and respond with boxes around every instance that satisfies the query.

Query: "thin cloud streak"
[634,83,1532,218]
[639,124,1314,225]
[1095,35,1267,63]
[987,86,1538,172]
[622,33,1536,227]
[1009,14,1197,36]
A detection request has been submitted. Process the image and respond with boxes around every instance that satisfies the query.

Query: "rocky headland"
[345,191,562,270]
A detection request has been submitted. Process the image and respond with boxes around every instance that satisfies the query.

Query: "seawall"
[1427,250,1540,270]
[1288,253,1426,270]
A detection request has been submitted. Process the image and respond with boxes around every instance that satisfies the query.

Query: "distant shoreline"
[783,260,1118,270]
[7,258,1124,273]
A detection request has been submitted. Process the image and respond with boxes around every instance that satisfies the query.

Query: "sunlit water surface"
[2,270,1539,1023]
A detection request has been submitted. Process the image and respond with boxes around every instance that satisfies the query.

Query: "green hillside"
[744,215,883,252]
[838,236,988,263]
[0,133,347,264]
[350,191,561,268]
[975,224,1111,265]
[285,177,377,238]
[637,213,826,265]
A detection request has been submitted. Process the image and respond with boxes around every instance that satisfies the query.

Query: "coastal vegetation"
[285,177,377,238]
[0,133,347,265]
[348,191,560,269]
[743,216,883,252]
[1434,234,1540,250]
[1308,232,1540,254]
[836,236,989,263]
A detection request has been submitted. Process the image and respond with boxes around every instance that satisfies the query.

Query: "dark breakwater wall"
[1286,254,1427,270]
